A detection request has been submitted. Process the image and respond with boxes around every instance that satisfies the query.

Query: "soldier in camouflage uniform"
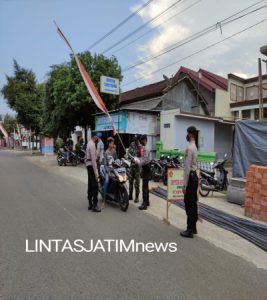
[128,135,141,202]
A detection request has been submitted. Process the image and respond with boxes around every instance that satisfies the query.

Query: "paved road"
[1,150,267,300]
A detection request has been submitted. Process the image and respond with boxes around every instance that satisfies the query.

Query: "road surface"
[1,150,267,300]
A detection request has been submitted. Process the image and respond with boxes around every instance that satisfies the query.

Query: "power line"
[87,0,154,50]
[111,0,202,55]
[101,0,186,55]
[122,0,267,72]
[122,18,267,88]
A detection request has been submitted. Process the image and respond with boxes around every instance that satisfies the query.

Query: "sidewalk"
[22,151,267,270]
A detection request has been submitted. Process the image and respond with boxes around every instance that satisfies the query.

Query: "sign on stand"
[163,168,184,225]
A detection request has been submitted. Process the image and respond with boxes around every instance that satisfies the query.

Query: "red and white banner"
[0,123,9,139]
[55,22,109,116]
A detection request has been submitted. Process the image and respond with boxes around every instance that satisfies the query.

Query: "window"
[164,123,170,128]
[254,108,267,120]
[237,86,244,101]
[230,83,237,101]
[242,110,251,119]
[246,86,258,100]
[255,109,259,120]
[233,111,239,120]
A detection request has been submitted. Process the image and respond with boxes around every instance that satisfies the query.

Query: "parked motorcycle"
[57,149,79,166]
[199,158,228,197]
[162,156,181,185]
[99,157,129,212]
[150,159,164,182]
[75,148,86,164]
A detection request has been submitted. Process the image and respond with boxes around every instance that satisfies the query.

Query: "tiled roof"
[120,80,167,104]
[174,67,228,92]
[120,66,228,103]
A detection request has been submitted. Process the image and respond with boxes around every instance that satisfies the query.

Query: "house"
[120,66,233,156]
[93,109,160,157]
[120,80,167,110]
[228,73,267,120]
[160,109,234,157]
[161,67,229,118]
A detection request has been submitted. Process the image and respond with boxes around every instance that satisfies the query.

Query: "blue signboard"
[100,76,120,95]
[95,112,127,132]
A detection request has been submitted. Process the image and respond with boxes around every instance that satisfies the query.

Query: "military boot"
[134,193,139,203]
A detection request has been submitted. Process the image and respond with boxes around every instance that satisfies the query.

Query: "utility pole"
[258,58,263,120]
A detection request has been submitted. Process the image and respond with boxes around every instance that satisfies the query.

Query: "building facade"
[228,73,267,120]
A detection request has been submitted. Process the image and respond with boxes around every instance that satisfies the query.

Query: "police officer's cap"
[187,126,197,133]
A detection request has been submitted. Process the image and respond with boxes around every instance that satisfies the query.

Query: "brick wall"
[245,165,267,222]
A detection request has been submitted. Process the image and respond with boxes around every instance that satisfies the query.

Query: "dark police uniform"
[181,130,198,237]
[85,139,100,212]
[138,139,151,210]
[128,139,141,202]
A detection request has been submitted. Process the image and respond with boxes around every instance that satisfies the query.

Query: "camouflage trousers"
[129,167,140,196]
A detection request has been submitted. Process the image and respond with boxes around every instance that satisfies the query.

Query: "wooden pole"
[258,58,264,120]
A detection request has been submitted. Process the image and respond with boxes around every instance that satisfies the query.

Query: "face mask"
[186,134,190,142]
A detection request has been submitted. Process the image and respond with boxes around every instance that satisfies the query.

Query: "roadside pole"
[258,58,264,120]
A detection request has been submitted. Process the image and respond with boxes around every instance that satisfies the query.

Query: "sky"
[1,0,267,116]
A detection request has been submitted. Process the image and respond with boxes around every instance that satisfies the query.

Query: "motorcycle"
[57,149,79,166]
[75,148,86,164]
[199,158,228,197]
[150,159,164,182]
[99,157,129,212]
[162,156,181,185]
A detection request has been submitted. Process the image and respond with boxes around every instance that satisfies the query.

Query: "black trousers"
[142,178,149,205]
[184,171,198,232]
[87,166,98,207]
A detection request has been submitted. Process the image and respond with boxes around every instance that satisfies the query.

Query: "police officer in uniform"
[180,126,198,238]
[137,135,151,210]
[85,134,101,212]
[128,134,141,203]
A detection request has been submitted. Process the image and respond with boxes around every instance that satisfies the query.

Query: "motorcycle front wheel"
[71,157,78,166]
[57,156,63,166]
[119,185,129,212]
[199,178,210,197]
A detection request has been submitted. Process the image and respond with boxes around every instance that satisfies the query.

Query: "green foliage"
[3,114,17,134]
[43,51,122,137]
[54,136,64,151]
[1,60,43,134]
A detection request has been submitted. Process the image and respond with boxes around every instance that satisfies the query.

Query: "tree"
[1,60,43,134]
[3,114,17,135]
[43,52,122,138]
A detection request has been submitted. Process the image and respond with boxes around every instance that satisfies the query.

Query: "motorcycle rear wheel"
[199,178,210,197]
[119,186,129,212]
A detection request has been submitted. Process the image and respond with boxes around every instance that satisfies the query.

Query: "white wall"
[174,116,215,152]
[161,109,216,152]
[215,89,232,120]
[160,109,176,150]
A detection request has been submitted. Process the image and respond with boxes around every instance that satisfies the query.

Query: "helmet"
[96,132,102,138]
